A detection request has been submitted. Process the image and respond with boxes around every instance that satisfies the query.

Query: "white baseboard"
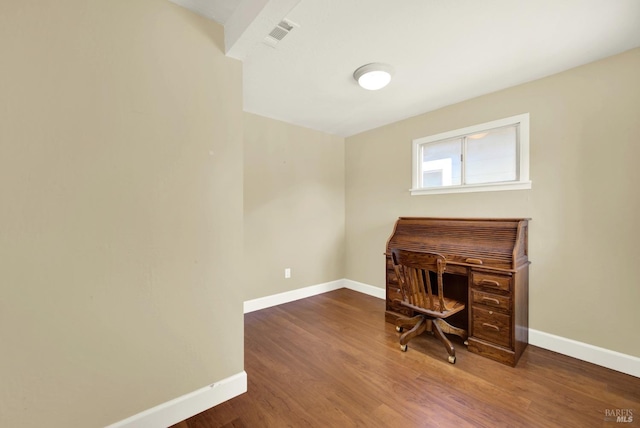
[243,279,386,314]
[529,329,640,378]
[244,279,344,313]
[343,278,386,299]
[105,371,247,428]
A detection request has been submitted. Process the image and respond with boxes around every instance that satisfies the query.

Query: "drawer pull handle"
[481,297,500,305]
[480,279,500,287]
[466,258,483,265]
[482,323,500,331]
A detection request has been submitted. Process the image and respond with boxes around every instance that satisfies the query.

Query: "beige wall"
[345,48,640,358]
[243,113,345,300]
[0,1,244,427]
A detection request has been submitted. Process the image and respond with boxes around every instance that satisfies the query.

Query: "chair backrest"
[391,248,447,313]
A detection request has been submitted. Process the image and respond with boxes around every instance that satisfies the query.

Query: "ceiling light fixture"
[353,63,394,90]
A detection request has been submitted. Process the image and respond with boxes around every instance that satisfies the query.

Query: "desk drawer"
[386,256,394,270]
[473,306,511,348]
[387,269,399,288]
[387,285,403,303]
[472,290,511,312]
[471,272,511,292]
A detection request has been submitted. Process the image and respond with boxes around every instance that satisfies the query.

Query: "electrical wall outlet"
[284,268,291,279]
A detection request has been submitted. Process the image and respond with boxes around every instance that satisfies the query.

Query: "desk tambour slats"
[387,218,525,270]
[385,217,530,366]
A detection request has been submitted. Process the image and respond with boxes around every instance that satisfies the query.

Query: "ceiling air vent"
[264,19,298,47]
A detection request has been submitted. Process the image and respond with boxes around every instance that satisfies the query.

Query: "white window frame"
[410,113,531,196]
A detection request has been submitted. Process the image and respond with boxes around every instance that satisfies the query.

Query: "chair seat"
[397,296,465,319]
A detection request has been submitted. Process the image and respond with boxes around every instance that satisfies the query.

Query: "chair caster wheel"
[448,355,456,364]
[400,344,408,352]
[396,326,403,333]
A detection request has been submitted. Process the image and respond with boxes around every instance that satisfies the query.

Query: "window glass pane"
[421,138,462,187]
[465,126,517,184]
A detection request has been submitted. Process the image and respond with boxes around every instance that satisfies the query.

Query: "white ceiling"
[172,0,640,137]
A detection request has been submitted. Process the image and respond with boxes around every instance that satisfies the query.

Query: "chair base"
[395,315,468,364]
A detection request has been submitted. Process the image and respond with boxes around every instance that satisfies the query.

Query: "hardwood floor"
[172,289,639,427]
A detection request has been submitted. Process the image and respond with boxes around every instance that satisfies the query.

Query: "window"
[411,113,531,195]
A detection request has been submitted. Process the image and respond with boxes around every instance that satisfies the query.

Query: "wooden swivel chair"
[391,248,468,364]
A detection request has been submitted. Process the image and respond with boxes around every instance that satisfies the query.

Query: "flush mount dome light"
[353,63,393,90]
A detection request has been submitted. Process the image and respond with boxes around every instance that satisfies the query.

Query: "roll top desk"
[385,217,530,366]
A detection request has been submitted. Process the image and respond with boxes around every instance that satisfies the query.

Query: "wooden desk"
[385,217,530,366]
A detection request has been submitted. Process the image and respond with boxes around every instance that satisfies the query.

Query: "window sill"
[410,181,532,196]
